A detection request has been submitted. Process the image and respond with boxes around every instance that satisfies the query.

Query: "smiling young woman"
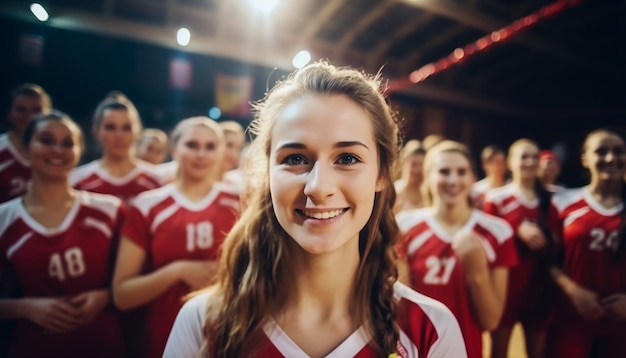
[0,111,126,357]
[163,62,467,358]
[396,140,518,358]
[547,129,626,357]
[112,117,240,358]
[70,93,165,202]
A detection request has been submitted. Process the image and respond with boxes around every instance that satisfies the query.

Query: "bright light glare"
[208,107,221,120]
[250,0,280,13]
[30,3,49,22]
[292,50,311,69]
[177,28,191,46]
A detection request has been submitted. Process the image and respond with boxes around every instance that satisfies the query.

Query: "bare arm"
[550,266,604,320]
[0,298,83,333]
[112,237,218,311]
[453,231,508,331]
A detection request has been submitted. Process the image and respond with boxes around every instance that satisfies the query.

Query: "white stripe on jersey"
[396,208,430,233]
[151,203,180,233]
[80,191,122,222]
[0,159,15,174]
[7,232,33,259]
[406,229,434,257]
[84,217,113,239]
[0,199,21,238]
[563,207,590,228]
[474,211,513,245]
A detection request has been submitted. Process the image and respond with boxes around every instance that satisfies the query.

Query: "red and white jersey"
[549,187,626,300]
[0,134,31,203]
[122,183,240,358]
[483,183,540,259]
[163,282,467,358]
[397,209,517,358]
[155,161,178,184]
[0,191,126,357]
[70,160,165,203]
[471,179,494,209]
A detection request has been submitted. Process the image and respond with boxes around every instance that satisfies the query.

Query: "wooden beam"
[334,0,393,58]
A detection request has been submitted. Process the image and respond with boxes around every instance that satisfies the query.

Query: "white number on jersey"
[186,222,214,252]
[9,178,27,196]
[48,247,86,281]
[589,228,619,251]
[423,256,456,285]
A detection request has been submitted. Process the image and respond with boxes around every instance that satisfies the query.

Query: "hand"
[452,230,488,275]
[568,285,605,320]
[177,260,219,290]
[600,294,626,321]
[517,220,547,250]
[23,297,83,334]
[69,289,111,326]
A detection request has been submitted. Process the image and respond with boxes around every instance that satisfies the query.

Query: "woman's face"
[427,151,475,208]
[509,143,539,181]
[222,131,245,172]
[269,94,383,256]
[27,120,82,180]
[173,125,222,182]
[484,152,507,179]
[583,132,626,183]
[138,137,167,164]
[95,109,139,159]
[407,152,425,185]
[9,95,47,136]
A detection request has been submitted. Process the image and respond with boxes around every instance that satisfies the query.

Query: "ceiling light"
[292,50,311,69]
[177,28,191,46]
[30,3,49,22]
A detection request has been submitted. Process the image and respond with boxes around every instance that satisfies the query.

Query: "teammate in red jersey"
[0,111,125,357]
[472,145,507,209]
[113,117,240,358]
[547,129,626,358]
[397,140,518,358]
[484,139,555,358]
[0,84,52,203]
[70,94,164,202]
[164,62,467,358]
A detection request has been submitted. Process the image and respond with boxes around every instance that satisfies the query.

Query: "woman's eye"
[62,140,75,148]
[337,154,359,165]
[104,124,116,131]
[283,154,306,166]
[185,141,199,149]
[205,143,216,151]
[38,137,54,146]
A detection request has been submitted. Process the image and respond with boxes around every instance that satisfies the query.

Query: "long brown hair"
[202,61,402,357]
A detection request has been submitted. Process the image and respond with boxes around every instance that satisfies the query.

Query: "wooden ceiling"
[1,0,624,118]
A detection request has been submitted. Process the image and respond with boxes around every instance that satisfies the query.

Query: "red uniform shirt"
[484,184,553,327]
[70,160,165,203]
[0,191,126,357]
[164,282,468,358]
[549,188,626,324]
[0,134,31,203]
[397,209,517,358]
[122,183,240,358]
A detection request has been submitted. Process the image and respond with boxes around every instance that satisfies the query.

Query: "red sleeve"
[482,198,498,216]
[494,233,519,268]
[121,204,150,251]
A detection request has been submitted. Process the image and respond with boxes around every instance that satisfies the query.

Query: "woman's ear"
[375,177,386,192]
[581,153,588,169]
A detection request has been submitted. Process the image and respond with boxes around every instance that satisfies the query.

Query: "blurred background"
[1,0,624,186]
